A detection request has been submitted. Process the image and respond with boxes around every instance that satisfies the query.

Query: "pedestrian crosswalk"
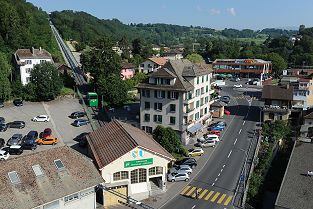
[180,185,233,206]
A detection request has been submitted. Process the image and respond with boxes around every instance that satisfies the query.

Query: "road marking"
[234,138,237,145]
[215,178,218,181]
[242,121,245,125]
[227,150,232,158]
[186,187,197,196]
[217,194,227,204]
[218,173,220,177]
[198,189,208,199]
[239,129,242,134]
[204,191,214,200]
[221,169,223,172]
[212,183,215,186]
[223,164,225,168]
[224,196,233,206]
[191,205,196,209]
[192,188,202,198]
[180,185,191,195]
[211,192,220,202]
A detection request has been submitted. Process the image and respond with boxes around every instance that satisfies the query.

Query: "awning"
[188,123,203,134]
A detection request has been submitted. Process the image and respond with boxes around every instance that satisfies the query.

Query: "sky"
[27,0,313,30]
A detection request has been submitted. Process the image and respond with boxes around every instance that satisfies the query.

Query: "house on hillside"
[14,47,53,85]
[162,49,184,60]
[121,61,136,80]
[139,57,167,74]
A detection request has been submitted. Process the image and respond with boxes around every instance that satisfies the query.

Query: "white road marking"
[242,121,245,125]
[212,183,215,186]
[223,164,226,168]
[239,129,242,134]
[191,205,196,209]
[215,178,218,181]
[228,150,232,158]
[218,173,221,177]
[221,169,223,172]
[234,138,237,145]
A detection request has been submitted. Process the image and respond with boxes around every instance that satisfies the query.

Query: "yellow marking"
[217,194,226,204]
[198,189,208,199]
[204,191,214,200]
[210,192,220,202]
[185,187,196,196]
[180,186,191,195]
[223,195,233,206]
[191,188,202,198]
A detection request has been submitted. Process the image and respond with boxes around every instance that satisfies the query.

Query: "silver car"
[169,165,192,174]
[167,172,190,182]
[7,134,23,146]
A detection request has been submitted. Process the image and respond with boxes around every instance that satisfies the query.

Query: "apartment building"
[14,47,53,85]
[138,59,213,144]
[139,57,167,74]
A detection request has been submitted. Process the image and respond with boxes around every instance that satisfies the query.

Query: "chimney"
[31,47,35,55]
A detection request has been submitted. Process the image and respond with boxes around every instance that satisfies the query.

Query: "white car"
[205,134,220,142]
[32,115,50,122]
[169,165,193,174]
[233,84,242,88]
[0,150,10,160]
[167,173,189,182]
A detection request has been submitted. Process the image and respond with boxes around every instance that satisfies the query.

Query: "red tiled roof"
[87,120,175,168]
[148,57,167,66]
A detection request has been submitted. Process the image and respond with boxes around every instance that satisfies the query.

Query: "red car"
[224,109,231,115]
[208,130,221,136]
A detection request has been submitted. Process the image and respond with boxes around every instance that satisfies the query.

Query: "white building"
[162,49,184,60]
[139,57,167,74]
[14,47,53,85]
[87,120,174,207]
[0,146,103,209]
[138,59,213,144]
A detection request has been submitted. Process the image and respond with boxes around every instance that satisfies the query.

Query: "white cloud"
[226,8,236,16]
[209,8,221,15]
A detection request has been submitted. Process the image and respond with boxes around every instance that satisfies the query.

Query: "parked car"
[74,132,89,147]
[231,77,240,82]
[69,111,86,119]
[32,115,50,122]
[0,123,7,132]
[169,165,193,175]
[175,158,197,168]
[27,131,39,139]
[7,121,25,129]
[22,134,38,150]
[208,130,221,136]
[41,128,52,138]
[217,121,227,127]
[220,96,230,104]
[36,136,59,145]
[167,172,190,182]
[201,140,216,148]
[188,148,204,157]
[233,84,242,88]
[0,138,5,148]
[0,150,10,160]
[224,109,231,115]
[0,117,4,124]
[210,125,225,131]
[7,134,23,146]
[13,99,23,106]
[72,119,90,127]
[205,134,220,141]
[3,145,23,155]
[0,100,4,108]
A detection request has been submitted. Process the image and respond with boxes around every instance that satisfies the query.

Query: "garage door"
[104,185,128,208]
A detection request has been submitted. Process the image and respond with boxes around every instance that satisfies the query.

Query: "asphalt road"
[162,86,261,209]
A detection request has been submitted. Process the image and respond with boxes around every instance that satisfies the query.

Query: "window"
[80,188,94,198]
[153,115,162,123]
[144,114,150,122]
[140,64,144,67]
[131,168,147,184]
[26,60,32,64]
[154,90,165,98]
[200,98,204,106]
[64,193,79,203]
[197,77,200,84]
[205,96,208,104]
[206,85,209,93]
[142,90,150,98]
[195,112,200,120]
[8,171,21,184]
[40,60,46,63]
[144,102,150,109]
[164,79,170,85]
[54,159,65,170]
[201,87,204,95]
[32,164,45,177]
[201,76,204,83]
[43,200,59,209]
[149,167,163,176]
[113,171,129,181]
[196,100,200,108]
[170,104,176,112]
[195,89,200,97]
[25,68,32,73]
[170,117,176,125]
[169,91,179,99]
[154,103,162,111]
[26,77,31,83]
[206,75,208,81]
[204,107,207,114]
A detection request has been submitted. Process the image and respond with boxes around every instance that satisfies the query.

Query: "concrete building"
[0,146,103,209]
[87,120,174,207]
[213,59,272,85]
[14,47,53,85]
[139,57,167,74]
[261,85,293,122]
[138,59,213,144]
[162,49,184,60]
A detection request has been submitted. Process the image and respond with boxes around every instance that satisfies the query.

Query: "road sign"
[124,158,153,168]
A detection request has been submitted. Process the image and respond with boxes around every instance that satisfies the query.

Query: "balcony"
[184,107,195,114]
[262,105,291,113]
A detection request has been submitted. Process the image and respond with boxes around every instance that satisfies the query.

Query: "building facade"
[213,59,272,85]
[138,59,213,144]
[162,49,184,60]
[139,57,167,74]
[14,47,53,85]
[121,62,136,80]
[87,120,174,207]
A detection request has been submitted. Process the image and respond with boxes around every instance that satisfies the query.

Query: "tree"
[0,52,11,100]
[30,62,63,101]
[97,74,129,107]
[266,52,287,78]
[132,38,143,55]
[152,125,186,156]
[186,53,204,64]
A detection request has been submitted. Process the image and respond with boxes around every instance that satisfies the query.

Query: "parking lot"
[0,98,92,158]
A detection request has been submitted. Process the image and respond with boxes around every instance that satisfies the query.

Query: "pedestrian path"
[180,185,233,206]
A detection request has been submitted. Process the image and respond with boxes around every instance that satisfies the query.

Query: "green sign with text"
[124,158,153,168]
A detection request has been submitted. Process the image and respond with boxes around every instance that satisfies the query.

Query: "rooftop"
[275,142,313,209]
[0,146,103,209]
[148,57,167,66]
[261,85,294,101]
[121,61,136,69]
[87,120,175,169]
[213,59,271,64]
[15,47,52,60]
